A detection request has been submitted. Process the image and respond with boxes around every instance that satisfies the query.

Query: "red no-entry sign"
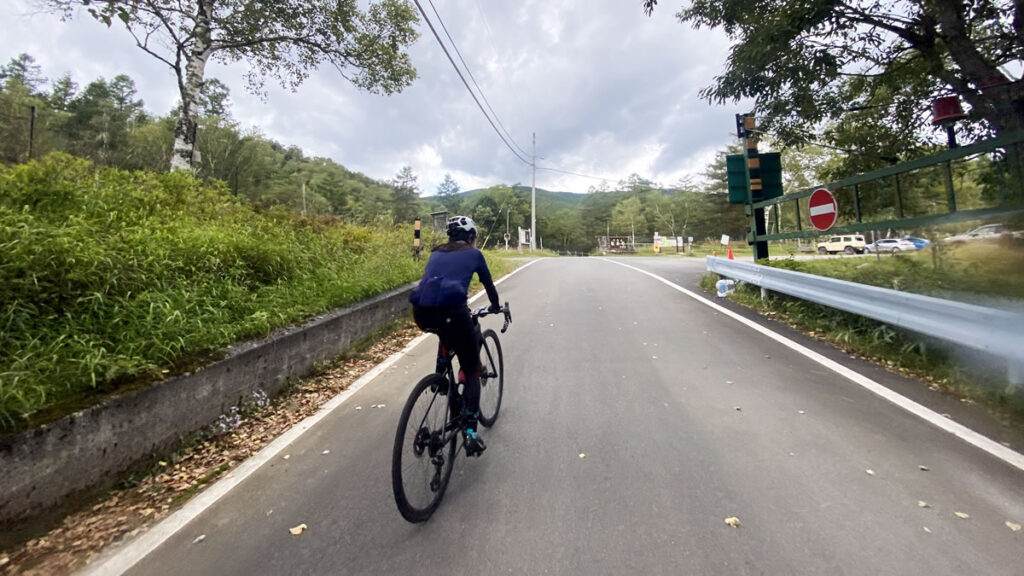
[808,188,838,231]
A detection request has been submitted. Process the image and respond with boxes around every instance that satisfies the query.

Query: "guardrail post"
[853,184,863,223]
[943,161,957,213]
[894,174,905,218]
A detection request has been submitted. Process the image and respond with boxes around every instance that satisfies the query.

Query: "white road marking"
[81,258,541,576]
[602,258,1024,473]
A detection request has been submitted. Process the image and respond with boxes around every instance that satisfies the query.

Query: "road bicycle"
[392,303,511,523]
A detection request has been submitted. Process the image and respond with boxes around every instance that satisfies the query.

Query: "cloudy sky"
[2,0,747,195]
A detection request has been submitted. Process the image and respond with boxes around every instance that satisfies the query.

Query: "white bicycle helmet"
[446,215,478,240]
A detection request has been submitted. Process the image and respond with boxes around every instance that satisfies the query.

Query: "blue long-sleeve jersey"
[409,243,499,308]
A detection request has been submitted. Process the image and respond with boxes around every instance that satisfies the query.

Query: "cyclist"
[409,215,501,457]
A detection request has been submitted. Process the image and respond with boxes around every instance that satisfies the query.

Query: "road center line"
[602,258,1024,473]
[81,258,542,576]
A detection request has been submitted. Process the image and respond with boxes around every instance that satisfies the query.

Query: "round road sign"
[808,188,838,231]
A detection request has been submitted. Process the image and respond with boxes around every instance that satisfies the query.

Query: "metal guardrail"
[706,257,1024,381]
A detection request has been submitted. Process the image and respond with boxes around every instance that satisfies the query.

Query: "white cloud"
[1,0,747,194]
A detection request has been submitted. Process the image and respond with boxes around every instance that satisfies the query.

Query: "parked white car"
[817,235,867,255]
[865,238,918,253]
[943,224,1024,244]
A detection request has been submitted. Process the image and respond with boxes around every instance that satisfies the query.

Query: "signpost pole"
[738,113,769,261]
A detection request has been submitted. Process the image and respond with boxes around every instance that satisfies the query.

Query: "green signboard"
[727,152,783,204]
[726,154,748,204]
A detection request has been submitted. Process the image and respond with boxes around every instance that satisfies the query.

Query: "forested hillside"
[0,53,764,253]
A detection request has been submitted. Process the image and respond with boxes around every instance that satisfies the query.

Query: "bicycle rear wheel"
[477,329,504,428]
[392,373,457,523]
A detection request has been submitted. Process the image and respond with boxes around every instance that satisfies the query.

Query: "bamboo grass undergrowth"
[0,154,428,435]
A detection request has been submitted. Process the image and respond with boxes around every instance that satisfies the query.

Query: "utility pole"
[27,105,36,160]
[531,132,536,252]
[301,180,307,216]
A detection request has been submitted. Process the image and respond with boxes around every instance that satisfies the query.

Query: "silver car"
[943,224,1024,243]
[865,238,917,253]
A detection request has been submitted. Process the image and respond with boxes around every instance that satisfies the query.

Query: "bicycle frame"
[427,310,501,451]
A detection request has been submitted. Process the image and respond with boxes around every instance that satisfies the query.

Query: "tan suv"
[817,234,867,255]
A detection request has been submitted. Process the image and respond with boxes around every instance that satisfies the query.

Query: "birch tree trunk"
[170,0,213,172]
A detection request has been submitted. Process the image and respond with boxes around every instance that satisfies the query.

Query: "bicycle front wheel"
[477,329,504,428]
[392,373,457,523]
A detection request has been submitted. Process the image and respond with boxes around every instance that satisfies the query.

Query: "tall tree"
[436,172,462,214]
[48,0,419,171]
[0,53,46,93]
[390,165,421,224]
[48,72,78,111]
[644,0,1024,145]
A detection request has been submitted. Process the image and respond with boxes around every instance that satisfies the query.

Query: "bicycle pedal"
[463,435,486,457]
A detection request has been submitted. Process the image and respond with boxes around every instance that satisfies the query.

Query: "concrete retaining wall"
[0,283,415,527]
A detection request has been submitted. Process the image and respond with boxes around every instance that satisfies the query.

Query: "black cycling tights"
[413,305,481,420]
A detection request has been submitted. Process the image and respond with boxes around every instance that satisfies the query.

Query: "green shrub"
[0,155,425,432]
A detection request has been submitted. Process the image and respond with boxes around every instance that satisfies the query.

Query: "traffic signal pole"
[738,113,769,261]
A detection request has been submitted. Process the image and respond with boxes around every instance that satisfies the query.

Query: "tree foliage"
[47,0,420,170]
[646,0,1024,148]
[0,55,422,226]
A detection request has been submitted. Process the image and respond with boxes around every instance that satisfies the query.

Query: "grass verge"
[0,318,421,574]
[0,154,425,435]
[700,255,1024,433]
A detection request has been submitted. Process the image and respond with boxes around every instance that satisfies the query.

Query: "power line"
[535,165,616,183]
[410,0,532,166]
[426,0,529,158]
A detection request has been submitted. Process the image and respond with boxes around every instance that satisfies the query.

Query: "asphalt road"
[95,257,1023,575]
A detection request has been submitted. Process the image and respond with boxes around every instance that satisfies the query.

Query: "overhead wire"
[426,0,530,158]
[410,0,532,166]
[536,165,616,183]
[415,0,663,188]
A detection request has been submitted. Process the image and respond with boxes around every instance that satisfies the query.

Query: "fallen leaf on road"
[355,406,362,410]
[376,404,385,408]
[918,465,929,471]
[579,453,586,459]
[652,356,658,359]
[192,534,206,544]
[923,527,931,533]
[798,410,806,415]
[0,555,9,567]
[289,524,307,536]
[726,381,733,385]
[321,450,330,455]
[955,512,969,519]
[941,413,952,419]
[734,406,742,411]
[866,469,876,476]
[724,517,741,528]
[158,461,167,467]
[918,501,930,508]
[1006,521,1021,532]
[283,455,290,460]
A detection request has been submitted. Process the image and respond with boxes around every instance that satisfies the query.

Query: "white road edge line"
[81,258,541,576]
[602,258,1024,473]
